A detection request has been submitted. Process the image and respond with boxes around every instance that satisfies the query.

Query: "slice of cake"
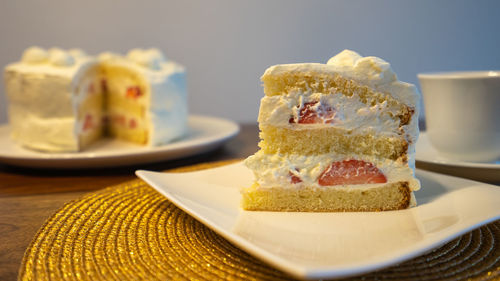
[4,47,187,152]
[243,50,420,212]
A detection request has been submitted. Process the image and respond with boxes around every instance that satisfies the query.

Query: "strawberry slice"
[318,160,387,186]
[129,118,137,129]
[126,86,142,99]
[83,114,93,131]
[87,83,95,94]
[288,171,302,184]
[114,115,126,126]
[101,79,108,93]
[289,101,336,124]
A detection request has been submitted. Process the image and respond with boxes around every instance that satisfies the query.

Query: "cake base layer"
[259,126,408,161]
[241,181,412,212]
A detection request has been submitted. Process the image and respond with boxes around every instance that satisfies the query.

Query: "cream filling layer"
[245,150,420,191]
[258,90,402,136]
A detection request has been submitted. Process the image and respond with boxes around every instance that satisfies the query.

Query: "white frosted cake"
[4,47,187,152]
[244,50,420,212]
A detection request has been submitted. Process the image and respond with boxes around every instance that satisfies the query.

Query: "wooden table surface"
[0,123,260,281]
[1,123,498,281]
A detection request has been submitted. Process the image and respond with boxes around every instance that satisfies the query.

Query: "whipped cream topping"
[9,47,94,82]
[100,48,175,74]
[48,48,75,67]
[22,47,78,67]
[326,50,396,86]
[21,46,49,64]
[245,150,420,191]
[68,48,87,59]
[98,52,121,61]
[127,48,167,70]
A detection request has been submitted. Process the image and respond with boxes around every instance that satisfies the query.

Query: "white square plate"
[136,162,500,280]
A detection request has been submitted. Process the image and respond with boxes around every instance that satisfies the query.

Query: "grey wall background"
[1,0,500,124]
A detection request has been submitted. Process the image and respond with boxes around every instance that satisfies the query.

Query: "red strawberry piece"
[87,83,95,93]
[288,170,302,184]
[129,118,137,129]
[126,86,142,99]
[289,101,336,124]
[101,79,108,93]
[318,160,387,186]
[83,114,93,131]
[114,115,126,126]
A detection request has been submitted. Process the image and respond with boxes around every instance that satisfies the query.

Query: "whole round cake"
[4,47,187,152]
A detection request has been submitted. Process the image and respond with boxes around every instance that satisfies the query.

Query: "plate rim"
[136,162,500,280]
[0,114,239,168]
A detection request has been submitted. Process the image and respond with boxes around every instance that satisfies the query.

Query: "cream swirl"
[127,48,167,70]
[48,48,75,67]
[21,46,49,64]
[327,49,396,86]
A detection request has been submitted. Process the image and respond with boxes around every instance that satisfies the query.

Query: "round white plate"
[416,132,500,169]
[0,115,239,169]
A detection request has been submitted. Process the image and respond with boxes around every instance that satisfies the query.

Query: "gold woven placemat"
[19,160,500,281]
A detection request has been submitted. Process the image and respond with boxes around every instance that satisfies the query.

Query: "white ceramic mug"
[418,71,500,162]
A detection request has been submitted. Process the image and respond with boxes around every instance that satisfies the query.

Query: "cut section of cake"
[4,47,187,152]
[99,49,187,147]
[243,50,420,212]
